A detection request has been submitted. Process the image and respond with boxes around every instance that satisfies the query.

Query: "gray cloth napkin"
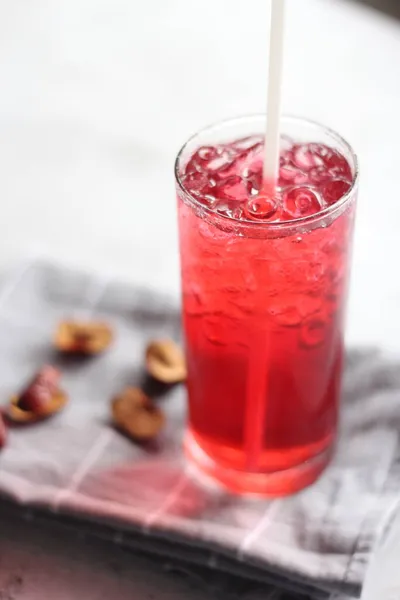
[0,261,398,600]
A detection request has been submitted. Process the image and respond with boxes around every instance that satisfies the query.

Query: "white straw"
[263,0,286,188]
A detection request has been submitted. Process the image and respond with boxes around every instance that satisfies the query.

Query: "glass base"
[184,431,333,496]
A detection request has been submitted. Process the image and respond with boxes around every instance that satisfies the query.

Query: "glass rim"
[174,114,359,230]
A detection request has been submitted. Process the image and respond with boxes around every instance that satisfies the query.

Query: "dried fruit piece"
[0,412,7,448]
[145,339,186,384]
[55,321,113,355]
[18,365,61,413]
[8,365,67,423]
[112,387,165,441]
[9,392,67,424]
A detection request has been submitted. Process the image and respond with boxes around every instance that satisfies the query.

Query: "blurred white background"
[0,0,399,351]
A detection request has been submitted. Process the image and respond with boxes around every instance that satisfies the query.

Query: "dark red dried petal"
[18,365,61,413]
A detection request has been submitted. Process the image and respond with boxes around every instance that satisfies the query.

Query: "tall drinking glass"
[175,116,358,495]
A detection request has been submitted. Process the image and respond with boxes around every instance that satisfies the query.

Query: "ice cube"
[323,148,352,180]
[244,194,278,221]
[202,315,243,346]
[309,166,333,184]
[182,171,216,201]
[321,178,351,205]
[293,143,325,171]
[197,145,220,162]
[185,156,203,175]
[282,186,322,219]
[244,169,263,196]
[279,164,308,187]
[299,316,328,348]
[215,200,244,220]
[185,145,224,176]
[207,155,237,179]
[215,175,248,202]
[269,302,302,327]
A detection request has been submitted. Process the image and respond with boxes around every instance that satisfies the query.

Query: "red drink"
[176,117,358,495]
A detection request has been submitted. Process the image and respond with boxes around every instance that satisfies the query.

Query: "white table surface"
[0,0,399,598]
